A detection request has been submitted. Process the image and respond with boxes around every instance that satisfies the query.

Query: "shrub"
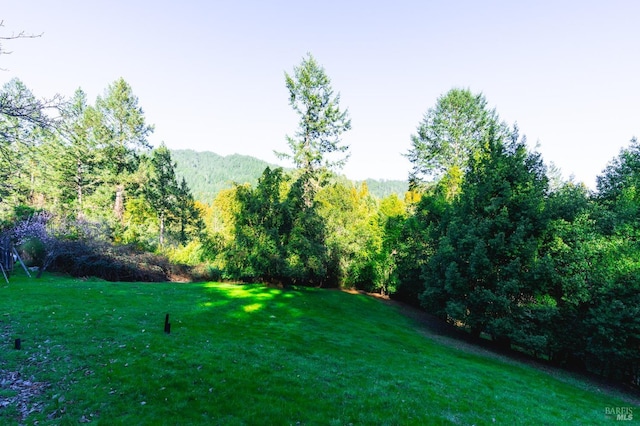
[164,240,205,265]
[17,237,46,267]
[50,240,169,282]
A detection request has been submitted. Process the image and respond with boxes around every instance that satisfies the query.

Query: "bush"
[45,238,226,283]
[51,240,170,282]
[17,237,45,267]
[165,240,205,265]
[189,263,223,282]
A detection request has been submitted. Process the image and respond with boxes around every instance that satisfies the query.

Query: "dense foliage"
[0,77,203,256]
[422,126,549,341]
[393,91,640,388]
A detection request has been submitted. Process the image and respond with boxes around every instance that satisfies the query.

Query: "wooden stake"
[0,263,8,284]
[13,247,31,278]
[164,313,171,334]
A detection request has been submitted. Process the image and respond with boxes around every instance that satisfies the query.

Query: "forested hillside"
[170,150,280,203]
[171,149,408,202]
[360,178,408,199]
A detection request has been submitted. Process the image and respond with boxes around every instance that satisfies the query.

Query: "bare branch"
[0,20,43,68]
[0,20,43,40]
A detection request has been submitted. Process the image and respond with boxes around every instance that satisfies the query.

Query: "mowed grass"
[0,271,637,425]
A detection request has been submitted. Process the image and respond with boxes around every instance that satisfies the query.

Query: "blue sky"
[2,1,638,187]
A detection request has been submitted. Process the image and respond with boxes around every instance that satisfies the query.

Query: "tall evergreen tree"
[0,79,51,213]
[422,126,549,343]
[279,53,351,175]
[95,78,154,222]
[146,143,179,246]
[175,176,203,244]
[48,88,102,218]
[277,53,351,213]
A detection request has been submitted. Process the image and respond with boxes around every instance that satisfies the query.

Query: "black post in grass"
[164,313,171,334]
[14,338,21,350]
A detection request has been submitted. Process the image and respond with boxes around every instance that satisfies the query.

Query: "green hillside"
[1,272,635,424]
[171,149,407,202]
[361,178,408,199]
[170,150,278,203]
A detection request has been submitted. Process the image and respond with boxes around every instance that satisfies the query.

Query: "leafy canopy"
[406,88,505,189]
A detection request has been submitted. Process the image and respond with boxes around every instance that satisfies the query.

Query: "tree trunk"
[114,184,125,222]
[77,159,84,220]
[159,212,165,246]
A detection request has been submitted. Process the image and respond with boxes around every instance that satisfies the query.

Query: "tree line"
[399,89,640,389]
[0,78,203,250]
[1,52,638,389]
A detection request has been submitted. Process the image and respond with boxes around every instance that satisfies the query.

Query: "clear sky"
[1,1,638,188]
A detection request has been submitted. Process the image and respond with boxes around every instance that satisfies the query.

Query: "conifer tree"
[95,78,154,222]
[279,53,351,174]
[146,144,178,246]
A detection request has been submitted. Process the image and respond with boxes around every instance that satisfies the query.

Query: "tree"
[422,126,549,343]
[534,184,599,364]
[120,145,201,249]
[225,167,291,282]
[316,179,382,289]
[284,171,332,285]
[0,24,61,214]
[596,137,640,230]
[406,88,505,190]
[145,144,179,246]
[0,21,62,165]
[391,180,450,306]
[46,88,102,218]
[278,53,351,176]
[224,167,337,286]
[0,78,57,147]
[0,79,53,211]
[375,193,407,295]
[587,136,640,384]
[252,53,350,285]
[584,266,640,385]
[175,177,203,244]
[94,78,154,221]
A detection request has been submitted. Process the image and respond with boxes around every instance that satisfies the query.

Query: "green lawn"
[0,271,637,425]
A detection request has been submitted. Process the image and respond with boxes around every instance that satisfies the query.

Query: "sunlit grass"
[0,270,636,425]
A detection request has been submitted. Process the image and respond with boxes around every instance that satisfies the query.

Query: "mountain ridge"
[170,149,408,203]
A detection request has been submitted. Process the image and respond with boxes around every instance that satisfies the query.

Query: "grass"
[0,270,637,425]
